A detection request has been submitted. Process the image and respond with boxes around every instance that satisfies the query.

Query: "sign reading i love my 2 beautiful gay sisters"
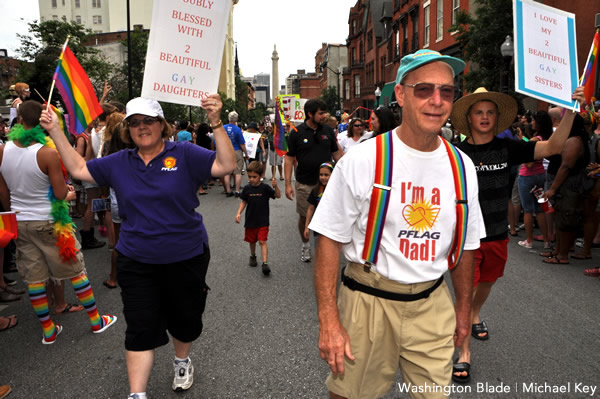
[142,0,232,106]
[513,0,580,110]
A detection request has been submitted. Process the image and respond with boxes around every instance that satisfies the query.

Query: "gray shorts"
[269,150,283,166]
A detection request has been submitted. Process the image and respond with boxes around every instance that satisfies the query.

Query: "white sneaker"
[173,358,194,391]
[301,246,311,262]
[42,324,63,345]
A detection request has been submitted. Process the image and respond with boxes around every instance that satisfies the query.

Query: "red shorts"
[473,238,509,286]
[244,226,269,243]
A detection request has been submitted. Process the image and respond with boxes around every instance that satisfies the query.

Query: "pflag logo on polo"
[162,157,178,171]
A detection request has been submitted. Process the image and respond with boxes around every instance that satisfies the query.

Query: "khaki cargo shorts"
[326,262,455,399]
[16,220,86,284]
[234,150,245,175]
[295,181,317,217]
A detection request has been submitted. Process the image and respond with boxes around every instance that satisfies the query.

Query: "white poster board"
[242,132,261,159]
[290,98,308,123]
[513,0,579,110]
[142,0,232,106]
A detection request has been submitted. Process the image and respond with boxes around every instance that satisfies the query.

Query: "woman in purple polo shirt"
[40,95,235,399]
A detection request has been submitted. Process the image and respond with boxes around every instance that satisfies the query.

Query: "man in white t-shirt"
[309,50,484,399]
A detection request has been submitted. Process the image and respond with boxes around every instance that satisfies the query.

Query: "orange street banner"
[142,0,232,106]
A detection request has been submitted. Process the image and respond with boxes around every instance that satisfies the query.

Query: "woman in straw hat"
[450,86,584,384]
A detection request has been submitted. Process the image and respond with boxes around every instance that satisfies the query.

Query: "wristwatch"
[210,120,223,129]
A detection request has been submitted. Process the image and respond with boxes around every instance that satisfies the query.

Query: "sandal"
[452,360,471,384]
[54,303,84,314]
[571,253,592,260]
[472,321,489,340]
[584,268,600,277]
[539,250,556,258]
[0,316,18,332]
[103,280,118,289]
[542,256,570,265]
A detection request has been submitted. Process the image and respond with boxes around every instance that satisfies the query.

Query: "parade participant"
[337,117,371,152]
[10,83,30,109]
[39,95,235,398]
[235,161,281,276]
[285,99,344,263]
[310,49,483,399]
[303,162,334,245]
[266,124,284,180]
[224,111,249,198]
[0,101,117,344]
[370,105,397,137]
[451,85,584,383]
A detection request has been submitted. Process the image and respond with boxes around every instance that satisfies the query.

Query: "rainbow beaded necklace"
[8,124,78,263]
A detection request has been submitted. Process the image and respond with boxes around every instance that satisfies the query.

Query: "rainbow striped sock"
[28,282,56,341]
[71,274,103,331]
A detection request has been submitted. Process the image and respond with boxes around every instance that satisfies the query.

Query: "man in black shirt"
[284,99,344,262]
[451,86,584,384]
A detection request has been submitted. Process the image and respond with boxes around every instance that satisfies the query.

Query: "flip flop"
[452,360,471,384]
[55,303,84,314]
[0,316,18,332]
[539,250,556,257]
[472,321,489,340]
[542,256,570,265]
[103,280,118,289]
[571,253,592,260]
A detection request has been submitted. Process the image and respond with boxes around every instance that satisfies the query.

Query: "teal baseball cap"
[395,50,466,84]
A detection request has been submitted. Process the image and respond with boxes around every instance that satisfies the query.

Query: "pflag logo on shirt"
[162,157,178,171]
[402,198,440,234]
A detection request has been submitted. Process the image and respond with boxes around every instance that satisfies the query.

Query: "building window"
[352,20,357,35]
[76,15,81,24]
[437,0,444,41]
[452,0,460,25]
[92,0,101,7]
[424,5,430,47]
[367,30,373,50]
[52,15,59,21]
[352,48,356,64]
[345,80,351,100]
[93,15,102,24]
[52,0,57,7]
[354,75,360,98]
[75,0,80,7]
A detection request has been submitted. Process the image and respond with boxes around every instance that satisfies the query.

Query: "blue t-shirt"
[224,123,245,151]
[87,141,216,264]
[177,130,192,142]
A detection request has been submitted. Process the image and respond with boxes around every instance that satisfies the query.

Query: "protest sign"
[513,0,579,110]
[290,98,308,123]
[142,0,232,106]
[243,132,262,159]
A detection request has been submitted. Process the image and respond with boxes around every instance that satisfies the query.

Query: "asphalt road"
[0,175,599,399]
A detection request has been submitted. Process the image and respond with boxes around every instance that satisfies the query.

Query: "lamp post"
[374,86,382,108]
[500,35,514,93]
[320,61,342,114]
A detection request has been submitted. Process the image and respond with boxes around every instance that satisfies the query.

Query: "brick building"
[0,50,24,95]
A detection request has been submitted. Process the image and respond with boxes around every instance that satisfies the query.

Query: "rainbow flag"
[53,46,102,135]
[274,97,288,157]
[0,212,17,248]
[50,104,72,144]
[581,31,600,105]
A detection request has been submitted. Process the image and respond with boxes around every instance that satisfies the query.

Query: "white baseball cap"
[125,97,164,120]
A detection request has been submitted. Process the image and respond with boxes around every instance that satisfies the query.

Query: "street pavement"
[0,175,599,399]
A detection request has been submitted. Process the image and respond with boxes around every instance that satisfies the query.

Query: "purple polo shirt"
[87,141,216,264]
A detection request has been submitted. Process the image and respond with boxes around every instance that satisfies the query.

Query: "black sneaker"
[234,192,240,198]
[225,192,234,198]
[3,276,16,286]
[261,263,271,275]
[249,255,258,267]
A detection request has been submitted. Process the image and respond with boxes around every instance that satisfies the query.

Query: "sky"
[2,0,358,89]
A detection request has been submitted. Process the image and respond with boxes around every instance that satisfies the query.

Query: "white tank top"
[0,141,52,221]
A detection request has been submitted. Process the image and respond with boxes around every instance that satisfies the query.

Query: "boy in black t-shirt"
[236,161,281,275]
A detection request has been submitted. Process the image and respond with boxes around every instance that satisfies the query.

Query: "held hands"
[587,163,600,178]
[201,94,223,126]
[271,177,278,188]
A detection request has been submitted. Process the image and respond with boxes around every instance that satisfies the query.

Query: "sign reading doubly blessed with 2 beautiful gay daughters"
[513,0,580,110]
[142,0,232,106]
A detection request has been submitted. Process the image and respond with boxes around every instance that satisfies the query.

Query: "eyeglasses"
[402,82,455,101]
[127,117,159,128]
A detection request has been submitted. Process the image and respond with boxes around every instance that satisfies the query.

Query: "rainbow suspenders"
[362,131,469,270]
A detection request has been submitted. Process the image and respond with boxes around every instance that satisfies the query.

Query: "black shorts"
[117,246,210,351]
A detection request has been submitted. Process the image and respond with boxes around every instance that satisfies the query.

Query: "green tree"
[320,86,340,115]
[109,29,149,104]
[16,18,113,104]
[450,0,513,93]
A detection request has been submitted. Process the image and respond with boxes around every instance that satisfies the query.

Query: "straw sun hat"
[450,87,517,136]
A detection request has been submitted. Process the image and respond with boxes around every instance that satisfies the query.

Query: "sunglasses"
[402,82,455,101]
[127,117,159,128]
[353,124,363,127]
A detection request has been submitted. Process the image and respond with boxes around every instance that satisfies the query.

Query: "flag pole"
[48,35,71,106]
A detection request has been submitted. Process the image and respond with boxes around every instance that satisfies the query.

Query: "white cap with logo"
[125,97,164,120]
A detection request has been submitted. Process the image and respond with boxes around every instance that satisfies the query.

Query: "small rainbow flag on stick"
[581,30,600,105]
[274,97,288,157]
[0,212,17,248]
[50,38,102,135]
